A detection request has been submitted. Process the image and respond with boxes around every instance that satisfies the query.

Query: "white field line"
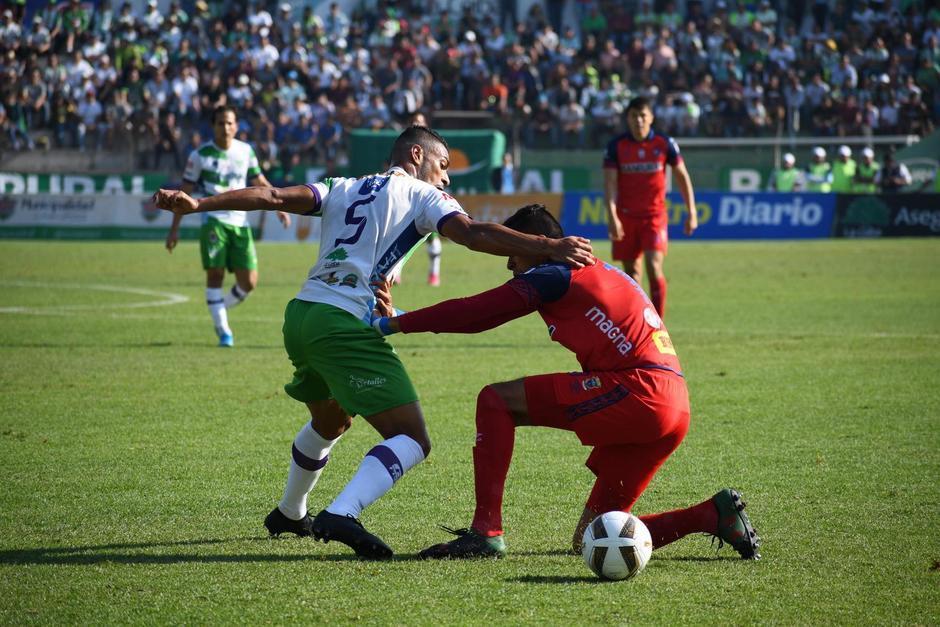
[0,280,189,313]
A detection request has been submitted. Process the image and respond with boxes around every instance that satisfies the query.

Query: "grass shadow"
[0,537,426,566]
[506,575,600,584]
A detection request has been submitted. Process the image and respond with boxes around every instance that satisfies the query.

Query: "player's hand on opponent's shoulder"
[153,189,199,215]
[551,236,595,268]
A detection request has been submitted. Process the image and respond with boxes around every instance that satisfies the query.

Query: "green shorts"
[200,219,257,271]
[282,299,419,417]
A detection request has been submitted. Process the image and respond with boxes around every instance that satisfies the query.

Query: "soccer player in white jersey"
[154,126,594,559]
[165,106,290,347]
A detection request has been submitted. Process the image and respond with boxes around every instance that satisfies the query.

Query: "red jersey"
[603,129,681,219]
[397,257,682,375]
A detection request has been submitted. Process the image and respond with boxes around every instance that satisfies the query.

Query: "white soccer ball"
[582,511,653,580]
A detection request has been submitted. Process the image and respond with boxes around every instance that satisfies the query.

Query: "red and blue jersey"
[398,257,682,374]
[603,130,681,219]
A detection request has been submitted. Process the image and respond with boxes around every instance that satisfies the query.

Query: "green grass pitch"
[0,238,938,624]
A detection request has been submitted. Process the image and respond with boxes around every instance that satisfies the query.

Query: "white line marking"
[0,280,189,314]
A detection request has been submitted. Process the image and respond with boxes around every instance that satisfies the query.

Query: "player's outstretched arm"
[673,161,698,236]
[440,214,593,267]
[153,185,319,216]
[372,283,536,336]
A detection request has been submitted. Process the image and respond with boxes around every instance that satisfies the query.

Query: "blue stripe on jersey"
[518,263,572,303]
[371,221,423,282]
[303,183,322,215]
[436,210,463,233]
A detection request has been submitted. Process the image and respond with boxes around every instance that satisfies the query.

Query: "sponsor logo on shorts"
[349,374,387,391]
[581,376,602,391]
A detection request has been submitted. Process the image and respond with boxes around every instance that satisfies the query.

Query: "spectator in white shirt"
[76,90,103,151]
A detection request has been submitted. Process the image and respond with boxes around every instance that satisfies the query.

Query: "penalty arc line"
[0,280,189,314]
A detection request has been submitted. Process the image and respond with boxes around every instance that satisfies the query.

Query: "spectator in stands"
[525,97,556,148]
[76,89,103,152]
[558,98,586,149]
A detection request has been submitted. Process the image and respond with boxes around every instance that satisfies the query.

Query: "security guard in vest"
[805,146,833,192]
[767,152,804,192]
[832,145,856,193]
[853,147,880,193]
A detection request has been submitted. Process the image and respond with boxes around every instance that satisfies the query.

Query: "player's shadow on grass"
[0,538,425,566]
[507,575,600,584]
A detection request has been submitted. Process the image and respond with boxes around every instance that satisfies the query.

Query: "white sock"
[327,434,425,519]
[223,284,249,309]
[278,421,342,520]
[206,287,231,335]
[428,237,441,276]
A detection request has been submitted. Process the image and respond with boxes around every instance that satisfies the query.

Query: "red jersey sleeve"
[397,283,536,334]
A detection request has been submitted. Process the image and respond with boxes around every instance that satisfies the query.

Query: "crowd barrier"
[0,191,936,240]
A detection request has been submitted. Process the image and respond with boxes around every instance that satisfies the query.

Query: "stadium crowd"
[0,0,938,173]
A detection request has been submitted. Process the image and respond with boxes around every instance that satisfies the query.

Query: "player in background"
[154,127,594,559]
[604,97,697,319]
[805,146,833,192]
[165,106,290,347]
[371,205,759,560]
[831,145,857,193]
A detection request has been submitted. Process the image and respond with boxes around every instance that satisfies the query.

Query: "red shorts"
[524,367,689,513]
[611,212,668,262]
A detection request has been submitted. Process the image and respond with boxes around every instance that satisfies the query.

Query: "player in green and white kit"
[165,106,290,347]
[155,127,594,559]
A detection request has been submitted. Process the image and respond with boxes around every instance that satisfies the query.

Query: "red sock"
[640,498,718,550]
[649,275,667,318]
[470,386,515,537]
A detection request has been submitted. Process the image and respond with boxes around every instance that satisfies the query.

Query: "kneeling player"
[372,205,759,560]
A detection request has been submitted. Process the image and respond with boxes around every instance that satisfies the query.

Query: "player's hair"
[212,105,238,124]
[388,126,448,164]
[626,96,653,114]
[503,204,564,239]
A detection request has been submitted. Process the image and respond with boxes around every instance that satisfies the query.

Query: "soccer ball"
[581,511,653,581]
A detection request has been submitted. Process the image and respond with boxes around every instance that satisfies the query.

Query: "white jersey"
[296,167,466,321]
[182,139,262,227]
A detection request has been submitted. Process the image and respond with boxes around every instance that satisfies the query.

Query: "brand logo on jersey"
[325,248,348,261]
[318,272,340,285]
[585,306,634,355]
[547,324,556,337]
[340,273,358,288]
[644,306,662,329]
[621,162,663,173]
[581,376,602,391]
[652,330,676,355]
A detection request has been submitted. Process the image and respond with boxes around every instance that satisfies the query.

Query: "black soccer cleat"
[419,526,506,560]
[712,488,761,560]
[311,509,394,560]
[264,507,314,538]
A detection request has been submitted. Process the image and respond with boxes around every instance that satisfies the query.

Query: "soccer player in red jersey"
[604,97,698,318]
[371,205,759,560]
